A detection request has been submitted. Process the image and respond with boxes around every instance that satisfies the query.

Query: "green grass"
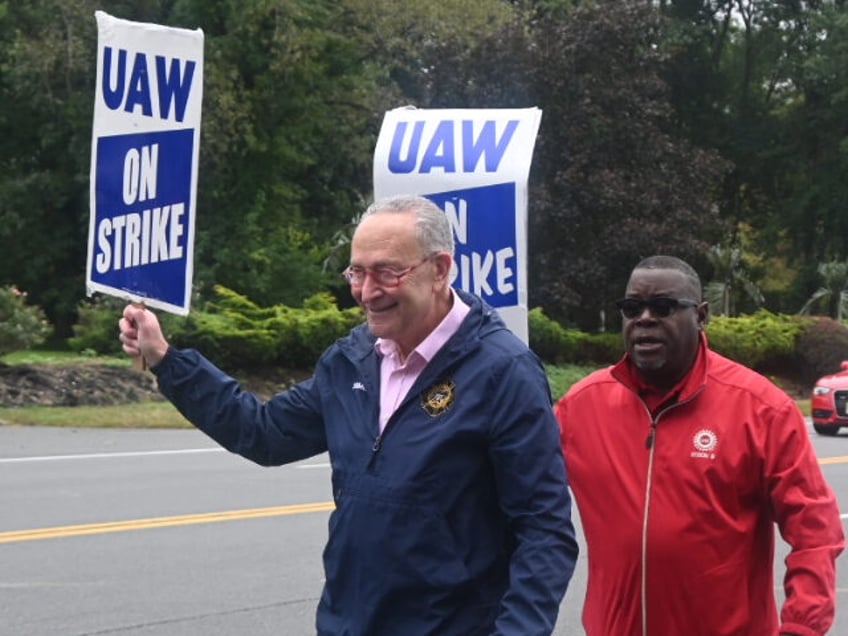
[2,349,127,366]
[0,353,812,427]
[0,349,190,428]
[0,402,191,428]
[545,363,602,400]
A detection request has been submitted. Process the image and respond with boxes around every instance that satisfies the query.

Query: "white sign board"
[86,11,204,315]
[373,107,541,342]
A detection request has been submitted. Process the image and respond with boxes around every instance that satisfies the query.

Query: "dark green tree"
[528,1,730,328]
[167,0,381,308]
[662,1,848,312]
[775,6,848,288]
[704,242,764,316]
[800,259,848,320]
[0,1,100,336]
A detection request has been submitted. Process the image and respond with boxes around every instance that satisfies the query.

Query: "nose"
[634,306,657,321]
[357,275,383,303]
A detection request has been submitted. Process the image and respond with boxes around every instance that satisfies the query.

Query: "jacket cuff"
[149,345,176,375]
[780,622,822,636]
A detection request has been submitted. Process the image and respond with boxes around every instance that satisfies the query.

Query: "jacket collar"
[611,331,709,411]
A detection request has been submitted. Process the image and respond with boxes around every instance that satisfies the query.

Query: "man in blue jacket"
[119,194,578,635]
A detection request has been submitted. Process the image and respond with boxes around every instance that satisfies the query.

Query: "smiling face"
[349,211,452,358]
[622,267,708,391]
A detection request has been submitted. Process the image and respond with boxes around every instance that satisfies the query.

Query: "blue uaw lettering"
[123,144,158,205]
[454,249,516,297]
[443,198,468,243]
[101,47,196,122]
[442,198,515,296]
[95,204,185,273]
[388,119,519,174]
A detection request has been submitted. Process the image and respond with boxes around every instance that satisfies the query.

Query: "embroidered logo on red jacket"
[691,428,718,459]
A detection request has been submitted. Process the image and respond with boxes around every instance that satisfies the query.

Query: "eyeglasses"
[615,297,699,319]
[341,254,435,288]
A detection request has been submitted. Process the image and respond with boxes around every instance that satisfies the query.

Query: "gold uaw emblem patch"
[420,379,456,417]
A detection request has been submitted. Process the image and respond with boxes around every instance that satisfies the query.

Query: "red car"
[811,361,848,435]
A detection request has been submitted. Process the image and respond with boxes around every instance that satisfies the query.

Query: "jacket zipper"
[368,431,383,470]
[368,379,402,470]
[368,402,400,470]
[639,387,703,636]
[640,405,658,636]
[367,366,410,471]
[366,366,430,470]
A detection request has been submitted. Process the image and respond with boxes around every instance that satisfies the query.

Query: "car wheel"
[814,424,841,436]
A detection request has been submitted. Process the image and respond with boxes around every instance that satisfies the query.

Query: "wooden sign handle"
[131,301,147,372]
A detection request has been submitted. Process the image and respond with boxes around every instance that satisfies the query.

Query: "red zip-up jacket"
[555,336,843,636]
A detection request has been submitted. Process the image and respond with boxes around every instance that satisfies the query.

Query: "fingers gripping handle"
[130,302,147,372]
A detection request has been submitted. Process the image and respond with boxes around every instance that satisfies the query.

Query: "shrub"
[0,285,51,356]
[203,285,276,321]
[574,331,622,365]
[528,307,621,364]
[794,318,848,387]
[289,305,365,367]
[706,310,803,371]
[69,295,187,355]
[175,312,279,369]
[69,295,129,355]
[529,307,572,363]
[169,287,364,371]
[67,285,364,370]
[531,306,819,372]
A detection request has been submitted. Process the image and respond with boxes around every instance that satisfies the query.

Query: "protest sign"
[86,11,203,316]
[373,107,542,342]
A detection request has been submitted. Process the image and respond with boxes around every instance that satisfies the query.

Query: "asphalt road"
[1,424,846,636]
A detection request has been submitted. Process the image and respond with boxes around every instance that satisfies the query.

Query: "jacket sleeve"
[153,347,328,466]
[765,399,845,636]
[486,352,579,636]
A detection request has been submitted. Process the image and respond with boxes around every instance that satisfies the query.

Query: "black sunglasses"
[615,297,699,319]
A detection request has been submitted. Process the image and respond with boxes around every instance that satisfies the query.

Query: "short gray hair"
[362,195,455,257]
[632,255,702,299]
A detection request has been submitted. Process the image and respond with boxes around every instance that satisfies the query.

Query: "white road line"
[0,449,331,468]
[0,448,224,463]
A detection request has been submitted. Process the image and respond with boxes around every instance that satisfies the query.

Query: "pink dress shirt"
[375,290,470,432]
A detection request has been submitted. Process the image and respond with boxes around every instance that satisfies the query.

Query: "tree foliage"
[799,259,848,320]
[3,0,848,340]
[529,1,730,328]
[662,0,848,313]
[704,242,764,316]
[0,285,51,356]
[0,0,100,335]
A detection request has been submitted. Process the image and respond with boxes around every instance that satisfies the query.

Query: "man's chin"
[632,356,665,372]
[366,320,393,339]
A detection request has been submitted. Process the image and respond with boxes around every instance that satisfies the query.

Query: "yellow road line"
[819,456,848,465]
[0,501,335,545]
[3,453,848,545]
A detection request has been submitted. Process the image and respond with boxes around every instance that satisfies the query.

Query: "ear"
[432,252,454,283]
[697,301,709,330]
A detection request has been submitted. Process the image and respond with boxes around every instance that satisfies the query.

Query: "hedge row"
[529,306,848,386]
[70,286,363,372]
[70,289,848,387]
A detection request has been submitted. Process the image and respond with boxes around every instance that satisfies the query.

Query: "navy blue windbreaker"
[152,291,577,635]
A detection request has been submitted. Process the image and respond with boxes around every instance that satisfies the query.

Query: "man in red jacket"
[555,255,844,636]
